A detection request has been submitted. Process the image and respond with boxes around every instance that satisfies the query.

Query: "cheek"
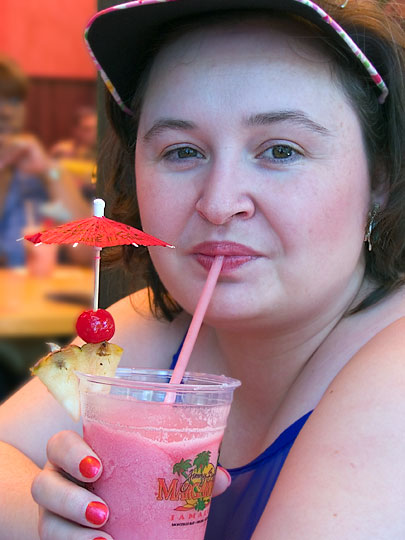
[275,177,369,253]
[291,122,371,246]
[136,161,190,243]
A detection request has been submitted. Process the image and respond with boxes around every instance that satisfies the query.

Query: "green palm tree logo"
[193,451,211,471]
[171,452,215,512]
[173,458,192,480]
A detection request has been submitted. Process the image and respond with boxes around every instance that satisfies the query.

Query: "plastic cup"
[24,241,57,277]
[23,226,57,277]
[77,368,240,540]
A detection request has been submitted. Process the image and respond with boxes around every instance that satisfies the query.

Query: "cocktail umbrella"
[24,198,174,311]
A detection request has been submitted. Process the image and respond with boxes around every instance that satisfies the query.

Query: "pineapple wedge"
[31,341,123,421]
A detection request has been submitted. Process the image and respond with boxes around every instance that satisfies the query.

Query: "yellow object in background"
[59,158,96,181]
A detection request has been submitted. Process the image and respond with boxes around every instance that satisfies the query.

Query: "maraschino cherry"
[76,309,115,343]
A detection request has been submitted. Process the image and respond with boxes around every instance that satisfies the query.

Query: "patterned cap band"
[301,0,388,103]
[85,0,389,115]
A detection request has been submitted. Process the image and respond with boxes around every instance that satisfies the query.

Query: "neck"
[205,285,364,411]
[204,267,370,407]
[217,315,337,407]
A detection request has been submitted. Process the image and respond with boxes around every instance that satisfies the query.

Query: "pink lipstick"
[192,242,259,271]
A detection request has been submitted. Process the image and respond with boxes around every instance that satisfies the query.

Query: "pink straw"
[164,255,224,402]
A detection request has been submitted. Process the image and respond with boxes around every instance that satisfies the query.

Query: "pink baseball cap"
[85,0,389,115]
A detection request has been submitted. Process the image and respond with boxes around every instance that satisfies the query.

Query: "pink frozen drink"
[78,368,240,540]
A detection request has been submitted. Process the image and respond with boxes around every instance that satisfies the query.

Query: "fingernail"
[80,456,101,478]
[218,466,232,486]
[93,538,108,540]
[86,501,109,525]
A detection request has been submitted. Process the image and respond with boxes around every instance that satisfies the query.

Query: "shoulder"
[107,288,190,369]
[317,316,405,452]
[254,317,405,539]
[328,315,405,402]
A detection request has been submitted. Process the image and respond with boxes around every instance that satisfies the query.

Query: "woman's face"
[135,18,371,329]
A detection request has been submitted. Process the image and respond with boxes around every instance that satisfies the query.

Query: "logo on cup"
[156,450,216,517]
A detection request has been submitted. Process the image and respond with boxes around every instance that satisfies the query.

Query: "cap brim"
[85,0,388,111]
[87,0,338,108]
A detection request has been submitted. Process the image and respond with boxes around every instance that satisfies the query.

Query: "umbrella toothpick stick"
[93,246,102,311]
[92,199,105,311]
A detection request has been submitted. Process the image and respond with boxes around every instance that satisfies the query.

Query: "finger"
[47,430,103,482]
[212,466,232,497]
[32,468,109,529]
[38,509,113,540]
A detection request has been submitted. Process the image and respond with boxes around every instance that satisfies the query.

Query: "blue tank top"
[169,342,312,539]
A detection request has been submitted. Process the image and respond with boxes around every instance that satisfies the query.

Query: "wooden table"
[0,266,93,338]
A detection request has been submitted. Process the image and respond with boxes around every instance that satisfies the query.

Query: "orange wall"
[0,0,96,79]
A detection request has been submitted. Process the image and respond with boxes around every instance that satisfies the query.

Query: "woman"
[1,0,405,538]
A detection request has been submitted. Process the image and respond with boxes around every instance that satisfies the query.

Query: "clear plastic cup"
[77,368,240,540]
[23,226,57,277]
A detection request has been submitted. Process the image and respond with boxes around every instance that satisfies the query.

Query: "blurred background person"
[49,105,97,205]
[0,55,50,267]
[43,107,98,266]
[50,105,97,161]
[43,105,97,227]
[49,105,97,201]
[0,55,54,401]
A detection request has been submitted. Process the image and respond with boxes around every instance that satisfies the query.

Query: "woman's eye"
[258,144,299,162]
[272,145,294,159]
[163,146,204,161]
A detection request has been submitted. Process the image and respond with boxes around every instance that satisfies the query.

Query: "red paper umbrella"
[25,208,171,248]
[24,199,174,311]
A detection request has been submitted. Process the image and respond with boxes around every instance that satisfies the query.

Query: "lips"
[191,242,259,271]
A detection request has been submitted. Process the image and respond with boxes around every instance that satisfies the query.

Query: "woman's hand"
[31,430,231,540]
[31,430,113,540]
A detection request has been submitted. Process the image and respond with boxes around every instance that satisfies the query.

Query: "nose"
[195,160,255,225]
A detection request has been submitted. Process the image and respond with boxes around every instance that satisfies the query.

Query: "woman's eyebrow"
[142,118,196,142]
[245,111,333,136]
[142,111,332,142]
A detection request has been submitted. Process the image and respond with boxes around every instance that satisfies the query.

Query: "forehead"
[140,17,352,126]
[159,15,328,56]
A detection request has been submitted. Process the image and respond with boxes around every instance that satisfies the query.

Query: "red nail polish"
[80,456,101,478]
[86,501,109,525]
[93,538,108,540]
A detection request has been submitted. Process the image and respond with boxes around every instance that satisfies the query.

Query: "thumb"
[213,466,232,497]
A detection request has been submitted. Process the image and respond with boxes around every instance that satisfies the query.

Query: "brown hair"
[0,56,28,101]
[100,0,405,320]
